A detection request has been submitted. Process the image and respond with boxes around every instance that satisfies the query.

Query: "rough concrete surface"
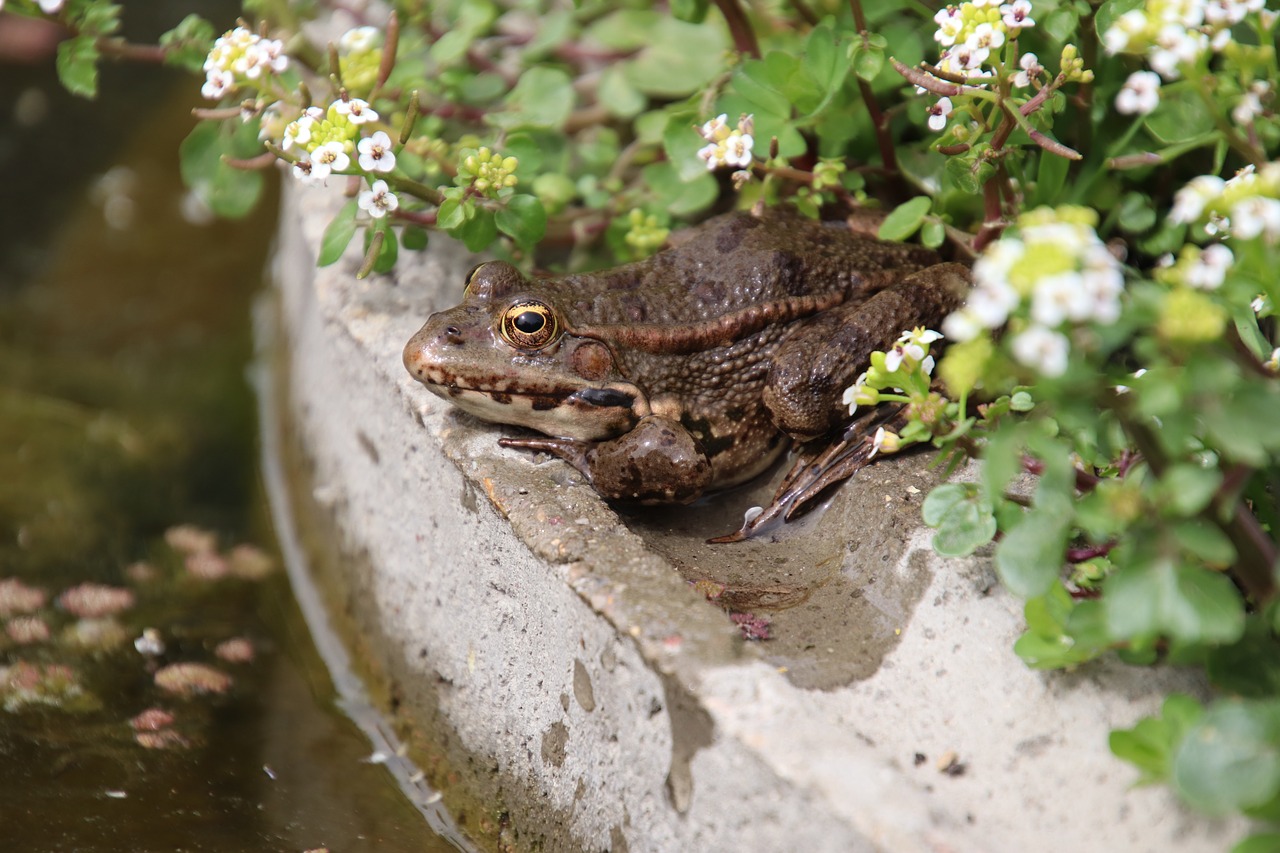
[272,184,1246,852]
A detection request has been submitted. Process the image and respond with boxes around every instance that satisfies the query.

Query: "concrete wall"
[272,183,1244,852]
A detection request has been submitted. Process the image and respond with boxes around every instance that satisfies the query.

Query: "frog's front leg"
[499,415,713,504]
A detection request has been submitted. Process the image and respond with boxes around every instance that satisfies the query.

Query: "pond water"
[0,40,467,853]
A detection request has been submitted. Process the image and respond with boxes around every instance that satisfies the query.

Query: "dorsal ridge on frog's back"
[551,208,937,352]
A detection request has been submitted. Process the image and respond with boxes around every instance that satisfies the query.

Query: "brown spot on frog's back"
[714,214,760,253]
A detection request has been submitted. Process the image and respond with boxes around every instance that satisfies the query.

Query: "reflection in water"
[0,58,464,851]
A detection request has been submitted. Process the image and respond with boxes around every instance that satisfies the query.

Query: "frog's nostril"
[444,325,463,343]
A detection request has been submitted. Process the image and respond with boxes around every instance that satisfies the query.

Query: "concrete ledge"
[272,183,1244,852]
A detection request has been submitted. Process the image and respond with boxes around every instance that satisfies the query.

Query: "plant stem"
[713,0,761,58]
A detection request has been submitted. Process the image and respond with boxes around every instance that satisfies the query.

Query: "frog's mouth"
[419,376,646,442]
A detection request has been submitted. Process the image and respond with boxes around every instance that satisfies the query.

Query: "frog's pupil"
[514,311,544,334]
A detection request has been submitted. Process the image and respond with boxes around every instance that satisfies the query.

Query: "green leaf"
[56,35,100,99]
[621,17,728,98]
[159,14,216,74]
[921,219,946,249]
[801,25,853,109]
[437,195,466,230]
[1173,699,1280,815]
[1031,149,1070,207]
[317,201,360,267]
[877,196,932,242]
[662,109,710,183]
[456,208,498,253]
[1172,520,1236,567]
[994,507,1070,598]
[496,67,575,130]
[641,161,717,218]
[371,224,399,274]
[669,0,709,23]
[496,195,547,247]
[1159,464,1222,516]
[1105,557,1246,646]
[1234,833,1280,853]
[1145,86,1216,145]
[848,32,887,83]
[178,121,264,219]
[733,59,794,120]
[1014,585,1105,669]
[599,66,647,119]
[1207,619,1280,698]
[1110,694,1204,785]
[922,483,997,557]
[401,226,429,251]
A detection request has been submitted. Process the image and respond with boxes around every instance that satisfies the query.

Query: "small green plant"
[25,0,1280,842]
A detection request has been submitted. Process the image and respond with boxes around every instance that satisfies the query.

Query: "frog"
[403,206,969,539]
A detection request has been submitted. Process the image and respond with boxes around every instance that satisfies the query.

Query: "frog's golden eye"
[499,300,559,350]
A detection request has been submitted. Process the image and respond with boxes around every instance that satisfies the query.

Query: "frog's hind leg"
[760,263,969,441]
[709,406,902,543]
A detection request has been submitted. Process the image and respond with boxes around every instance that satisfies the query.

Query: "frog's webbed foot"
[709,407,903,543]
[500,435,593,479]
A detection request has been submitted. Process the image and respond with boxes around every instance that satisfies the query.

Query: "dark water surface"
[0,40,461,853]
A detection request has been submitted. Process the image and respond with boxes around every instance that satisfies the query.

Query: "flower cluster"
[696,114,755,172]
[1170,164,1280,243]
[1154,243,1234,290]
[943,206,1124,377]
[456,147,519,198]
[623,209,671,259]
[842,327,943,416]
[282,99,384,185]
[338,26,383,94]
[201,26,288,101]
[1102,0,1275,116]
[932,0,1034,79]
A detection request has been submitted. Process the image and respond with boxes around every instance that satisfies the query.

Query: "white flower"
[1149,26,1208,79]
[1229,196,1280,242]
[1183,243,1233,289]
[339,26,380,54]
[201,69,234,100]
[1001,0,1035,30]
[699,114,730,141]
[282,112,319,151]
[358,180,399,219]
[38,0,64,12]
[1011,325,1070,376]
[1031,272,1091,326]
[1102,10,1145,54]
[723,134,753,168]
[1232,82,1269,124]
[942,310,983,342]
[927,97,954,132]
[933,7,964,47]
[698,116,755,170]
[951,43,990,70]
[1169,175,1226,223]
[868,426,901,458]
[357,131,397,173]
[1013,53,1042,87]
[292,159,318,184]
[1115,71,1161,115]
[335,98,378,125]
[309,142,350,183]
[967,22,1006,52]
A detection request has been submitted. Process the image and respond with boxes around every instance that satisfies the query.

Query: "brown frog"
[403,206,968,538]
